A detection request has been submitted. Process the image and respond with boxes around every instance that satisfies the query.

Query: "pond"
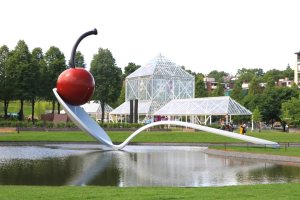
[0,144,299,187]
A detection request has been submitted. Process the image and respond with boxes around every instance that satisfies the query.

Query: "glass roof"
[154,96,252,116]
[81,101,113,114]
[110,100,152,115]
[112,54,195,115]
[126,54,193,80]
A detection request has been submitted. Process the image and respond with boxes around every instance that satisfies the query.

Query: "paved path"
[203,148,300,165]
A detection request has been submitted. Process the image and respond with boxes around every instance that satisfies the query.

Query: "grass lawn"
[1,129,300,143]
[0,183,300,200]
[247,130,300,143]
[1,130,243,143]
[210,145,300,157]
[0,100,53,118]
[0,131,94,142]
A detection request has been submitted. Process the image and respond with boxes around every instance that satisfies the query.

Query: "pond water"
[0,144,299,187]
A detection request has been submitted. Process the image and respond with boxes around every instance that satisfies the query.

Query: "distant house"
[277,77,294,87]
[61,101,113,122]
[81,101,113,122]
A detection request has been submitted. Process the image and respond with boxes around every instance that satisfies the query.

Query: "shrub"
[56,122,66,128]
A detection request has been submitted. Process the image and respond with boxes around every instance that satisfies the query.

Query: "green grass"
[1,130,300,143]
[108,130,243,143]
[0,100,53,118]
[210,145,300,157]
[0,183,300,200]
[0,131,94,142]
[0,130,241,142]
[247,130,300,143]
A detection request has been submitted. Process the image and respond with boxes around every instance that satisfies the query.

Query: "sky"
[1,0,300,75]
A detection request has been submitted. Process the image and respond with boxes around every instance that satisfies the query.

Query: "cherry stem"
[70,28,98,68]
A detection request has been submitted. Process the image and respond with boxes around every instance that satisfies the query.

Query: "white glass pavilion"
[110,54,195,122]
[154,96,252,125]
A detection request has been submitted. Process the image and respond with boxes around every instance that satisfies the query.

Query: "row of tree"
[0,40,124,122]
[0,41,67,122]
[191,67,299,127]
[1,39,299,126]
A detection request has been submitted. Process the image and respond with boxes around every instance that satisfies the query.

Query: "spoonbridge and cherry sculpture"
[53,29,279,150]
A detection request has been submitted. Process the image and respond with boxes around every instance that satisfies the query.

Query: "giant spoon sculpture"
[53,29,279,150]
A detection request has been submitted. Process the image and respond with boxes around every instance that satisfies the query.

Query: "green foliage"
[207,70,228,82]
[5,40,33,120]
[123,62,140,79]
[248,76,262,95]
[116,83,126,107]
[230,80,244,102]
[90,48,122,121]
[98,122,143,129]
[252,107,262,122]
[195,73,208,97]
[74,51,85,67]
[211,82,224,96]
[0,45,10,118]
[7,41,31,100]
[56,122,66,128]
[236,68,264,82]
[281,96,300,126]
[263,69,283,83]
[260,86,299,123]
[44,46,67,101]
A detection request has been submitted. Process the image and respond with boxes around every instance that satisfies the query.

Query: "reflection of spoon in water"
[67,151,117,186]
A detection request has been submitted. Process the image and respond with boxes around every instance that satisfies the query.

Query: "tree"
[44,46,67,113]
[239,76,263,111]
[281,97,300,126]
[30,47,44,122]
[181,66,196,76]
[230,80,244,102]
[124,62,140,79]
[211,82,224,96]
[252,107,262,122]
[74,51,85,68]
[6,40,32,120]
[283,64,294,80]
[116,82,126,107]
[90,48,122,122]
[263,69,282,84]
[260,85,298,126]
[207,70,228,82]
[0,45,11,118]
[248,76,262,95]
[195,73,208,97]
[236,68,264,82]
[252,107,262,131]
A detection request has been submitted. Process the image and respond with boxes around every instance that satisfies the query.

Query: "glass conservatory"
[110,54,195,122]
[154,96,252,125]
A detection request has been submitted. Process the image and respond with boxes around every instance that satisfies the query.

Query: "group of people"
[221,122,247,134]
[221,123,234,132]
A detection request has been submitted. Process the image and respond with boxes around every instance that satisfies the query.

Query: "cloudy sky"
[1,0,300,75]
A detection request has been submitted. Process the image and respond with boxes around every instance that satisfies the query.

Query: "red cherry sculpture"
[56,29,97,106]
[57,68,95,105]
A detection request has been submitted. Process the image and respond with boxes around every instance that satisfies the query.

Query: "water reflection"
[0,145,299,187]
